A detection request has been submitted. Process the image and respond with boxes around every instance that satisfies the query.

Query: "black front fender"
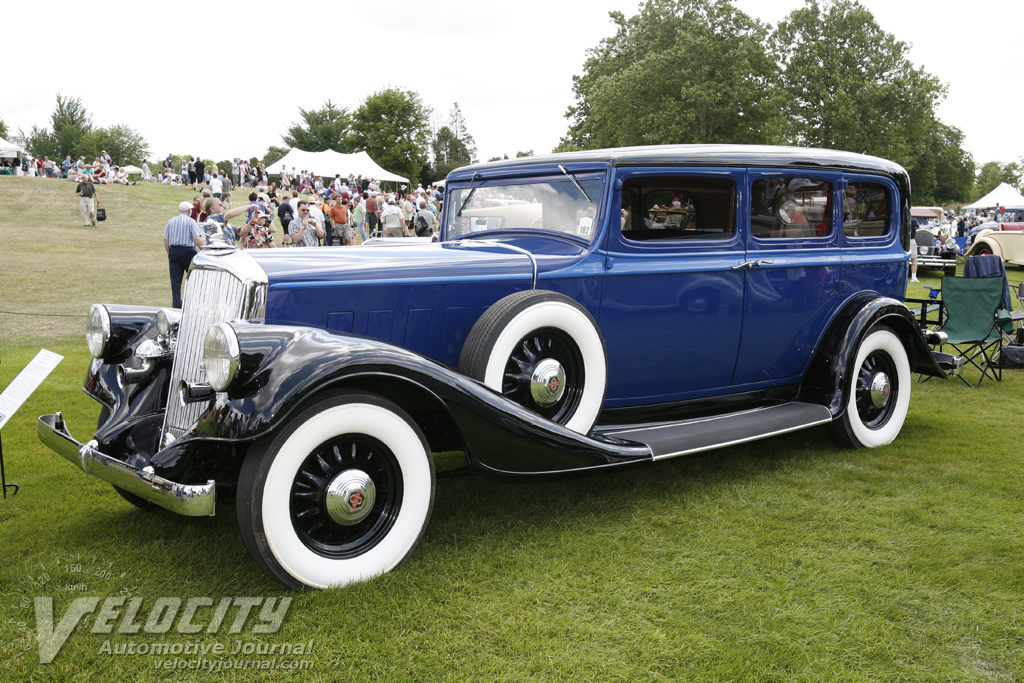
[799,294,945,417]
[191,323,651,476]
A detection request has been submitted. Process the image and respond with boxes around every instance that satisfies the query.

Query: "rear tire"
[828,327,911,449]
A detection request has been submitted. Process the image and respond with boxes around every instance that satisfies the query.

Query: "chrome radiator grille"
[161,266,250,444]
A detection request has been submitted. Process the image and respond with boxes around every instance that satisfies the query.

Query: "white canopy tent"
[265,149,409,185]
[0,135,25,159]
[964,182,1024,211]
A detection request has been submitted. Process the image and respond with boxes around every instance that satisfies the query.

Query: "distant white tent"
[120,164,143,174]
[0,136,24,158]
[265,149,409,185]
[964,182,1024,211]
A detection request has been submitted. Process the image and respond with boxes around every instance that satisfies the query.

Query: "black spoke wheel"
[238,391,434,590]
[289,434,403,559]
[853,350,899,430]
[829,327,911,449]
[499,328,585,425]
[459,290,607,434]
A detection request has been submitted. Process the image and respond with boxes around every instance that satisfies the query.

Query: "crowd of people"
[4,151,141,185]
[162,175,444,303]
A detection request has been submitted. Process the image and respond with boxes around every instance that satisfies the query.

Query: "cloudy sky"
[5,0,1020,168]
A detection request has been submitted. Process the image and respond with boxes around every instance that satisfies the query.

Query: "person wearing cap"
[76,175,98,225]
[164,201,204,307]
[239,210,276,249]
[351,195,367,243]
[305,193,327,245]
[380,198,408,237]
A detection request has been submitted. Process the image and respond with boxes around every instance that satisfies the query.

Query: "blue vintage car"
[39,145,950,589]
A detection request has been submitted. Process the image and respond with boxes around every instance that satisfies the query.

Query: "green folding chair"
[933,276,1006,387]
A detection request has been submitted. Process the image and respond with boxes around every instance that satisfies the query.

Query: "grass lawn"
[1,176,1023,680]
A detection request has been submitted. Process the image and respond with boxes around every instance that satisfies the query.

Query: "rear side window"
[843,182,890,238]
[751,177,833,239]
[621,176,735,241]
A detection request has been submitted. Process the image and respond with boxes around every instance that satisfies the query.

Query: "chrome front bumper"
[38,412,216,516]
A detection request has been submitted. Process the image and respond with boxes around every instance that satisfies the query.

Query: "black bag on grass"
[998,344,1024,369]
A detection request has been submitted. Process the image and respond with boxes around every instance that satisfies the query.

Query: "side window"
[843,182,890,238]
[621,176,735,241]
[751,177,833,239]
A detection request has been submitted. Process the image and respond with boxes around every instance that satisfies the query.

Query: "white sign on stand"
[0,349,64,431]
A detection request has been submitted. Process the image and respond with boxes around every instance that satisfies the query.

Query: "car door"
[732,170,844,385]
[598,168,746,406]
[839,174,906,299]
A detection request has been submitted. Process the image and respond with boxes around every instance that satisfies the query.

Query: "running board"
[595,403,833,460]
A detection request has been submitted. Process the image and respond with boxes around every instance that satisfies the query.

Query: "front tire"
[828,327,911,448]
[458,290,607,434]
[237,391,435,590]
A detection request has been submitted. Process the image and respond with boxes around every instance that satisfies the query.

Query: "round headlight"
[156,308,181,337]
[944,238,956,250]
[918,246,928,255]
[203,323,240,391]
[86,304,111,358]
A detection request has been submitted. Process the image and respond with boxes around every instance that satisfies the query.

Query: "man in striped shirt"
[164,201,204,308]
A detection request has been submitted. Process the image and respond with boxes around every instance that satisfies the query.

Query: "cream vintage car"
[965,225,1024,266]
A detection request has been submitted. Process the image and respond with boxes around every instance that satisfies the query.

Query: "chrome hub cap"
[530,358,566,407]
[325,470,376,526]
[869,372,891,408]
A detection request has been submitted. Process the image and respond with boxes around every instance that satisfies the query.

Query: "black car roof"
[448,144,910,192]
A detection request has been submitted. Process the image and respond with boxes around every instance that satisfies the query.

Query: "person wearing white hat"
[380,198,408,237]
[164,201,204,307]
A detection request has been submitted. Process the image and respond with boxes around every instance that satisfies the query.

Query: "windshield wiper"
[456,186,477,217]
[456,172,481,217]
[558,165,593,204]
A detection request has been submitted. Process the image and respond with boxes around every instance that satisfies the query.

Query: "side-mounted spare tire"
[458,289,607,434]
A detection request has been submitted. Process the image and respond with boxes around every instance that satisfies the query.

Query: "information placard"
[0,350,64,431]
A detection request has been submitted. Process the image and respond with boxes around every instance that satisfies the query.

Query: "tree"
[49,94,93,160]
[350,88,431,184]
[0,116,8,140]
[972,161,1022,201]
[282,100,353,152]
[773,0,945,164]
[425,103,478,182]
[263,146,290,167]
[76,124,150,165]
[430,126,469,180]
[25,125,60,160]
[560,0,782,150]
[447,103,477,163]
[515,150,534,158]
[903,120,974,205]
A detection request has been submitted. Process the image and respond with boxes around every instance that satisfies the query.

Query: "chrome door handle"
[732,259,775,270]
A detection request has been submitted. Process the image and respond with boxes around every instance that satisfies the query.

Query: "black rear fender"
[799,294,944,417]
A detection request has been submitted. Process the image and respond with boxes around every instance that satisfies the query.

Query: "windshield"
[444,176,604,243]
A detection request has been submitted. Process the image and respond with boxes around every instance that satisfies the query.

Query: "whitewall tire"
[829,327,911,448]
[237,391,434,590]
[458,290,607,434]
